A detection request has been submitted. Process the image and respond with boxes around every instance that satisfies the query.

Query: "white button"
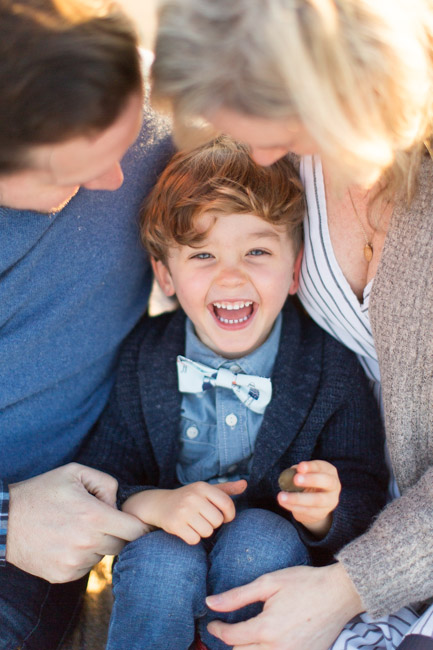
[225,413,238,426]
[217,476,228,483]
[230,364,241,373]
[186,426,199,439]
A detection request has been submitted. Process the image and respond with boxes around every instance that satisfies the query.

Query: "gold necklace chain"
[348,189,374,262]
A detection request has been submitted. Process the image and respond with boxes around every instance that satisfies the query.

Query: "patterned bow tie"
[176,355,272,414]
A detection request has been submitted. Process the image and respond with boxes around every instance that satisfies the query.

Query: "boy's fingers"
[278,490,332,508]
[297,460,337,476]
[215,479,247,496]
[209,480,247,522]
[188,512,216,539]
[295,471,339,492]
[198,501,225,529]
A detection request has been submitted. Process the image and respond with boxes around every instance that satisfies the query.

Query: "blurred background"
[119,0,157,49]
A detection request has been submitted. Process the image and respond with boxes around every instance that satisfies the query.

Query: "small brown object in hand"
[278,467,304,493]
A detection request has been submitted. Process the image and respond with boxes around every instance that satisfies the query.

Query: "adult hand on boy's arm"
[7,463,148,583]
[123,479,247,545]
[277,460,341,537]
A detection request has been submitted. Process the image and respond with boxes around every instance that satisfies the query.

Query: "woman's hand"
[206,562,363,650]
[278,460,341,537]
[123,479,247,545]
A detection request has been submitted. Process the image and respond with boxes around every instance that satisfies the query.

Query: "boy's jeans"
[106,508,310,650]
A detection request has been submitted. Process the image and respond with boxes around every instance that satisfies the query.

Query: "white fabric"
[176,355,272,414]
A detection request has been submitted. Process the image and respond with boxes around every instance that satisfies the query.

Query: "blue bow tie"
[176,355,272,414]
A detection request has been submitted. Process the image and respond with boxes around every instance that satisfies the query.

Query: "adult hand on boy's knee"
[277,460,341,537]
[123,480,247,545]
[206,562,362,649]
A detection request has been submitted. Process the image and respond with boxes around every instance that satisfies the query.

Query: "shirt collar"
[185,312,282,378]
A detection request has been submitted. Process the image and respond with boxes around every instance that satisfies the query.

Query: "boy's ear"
[150,257,176,297]
[288,244,304,295]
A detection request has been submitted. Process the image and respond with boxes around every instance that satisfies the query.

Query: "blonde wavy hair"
[152,0,433,200]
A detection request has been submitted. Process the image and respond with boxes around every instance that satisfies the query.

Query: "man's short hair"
[140,136,305,265]
[0,0,142,173]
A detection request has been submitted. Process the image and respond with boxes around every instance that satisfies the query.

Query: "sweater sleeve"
[0,480,9,567]
[337,466,433,617]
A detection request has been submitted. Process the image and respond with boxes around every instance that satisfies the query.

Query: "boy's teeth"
[219,315,249,324]
[213,301,252,310]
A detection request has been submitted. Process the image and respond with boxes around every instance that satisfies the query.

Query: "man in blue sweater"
[0,0,172,647]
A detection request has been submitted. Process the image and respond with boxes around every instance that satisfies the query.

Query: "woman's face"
[207,106,319,165]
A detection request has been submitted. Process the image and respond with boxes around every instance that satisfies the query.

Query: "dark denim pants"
[0,562,88,650]
[106,508,310,650]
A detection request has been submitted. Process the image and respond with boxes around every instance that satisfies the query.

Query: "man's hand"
[206,562,363,650]
[278,460,341,537]
[123,479,247,545]
[7,463,148,583]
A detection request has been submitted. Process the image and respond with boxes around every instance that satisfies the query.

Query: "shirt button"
[230,364,241,373]
[228,464,238,473]
[225,413,238,427]
[217,476,228,483]
[186,426,199,439]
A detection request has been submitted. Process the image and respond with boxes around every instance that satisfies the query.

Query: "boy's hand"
[277,461,341,537]
[123,480,247,545]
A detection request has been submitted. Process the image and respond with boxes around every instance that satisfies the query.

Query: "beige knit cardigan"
[337,157,433,618]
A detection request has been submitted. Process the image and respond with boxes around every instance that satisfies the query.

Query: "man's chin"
[47,188,79,213]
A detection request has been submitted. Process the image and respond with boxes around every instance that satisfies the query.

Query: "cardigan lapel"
[137,309,186,484]
[250,300,323,484]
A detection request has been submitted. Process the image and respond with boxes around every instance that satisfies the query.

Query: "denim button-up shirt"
[176,314,282,485]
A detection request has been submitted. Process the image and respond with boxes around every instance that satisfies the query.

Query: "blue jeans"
[0,562,88,650]
[107,508,310,650]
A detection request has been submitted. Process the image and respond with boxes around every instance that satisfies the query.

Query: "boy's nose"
[216,265,247,287]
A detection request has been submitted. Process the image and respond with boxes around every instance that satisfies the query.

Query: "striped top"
[297,155,380,389]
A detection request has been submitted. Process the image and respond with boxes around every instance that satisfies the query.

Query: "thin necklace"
[348,189,374,262]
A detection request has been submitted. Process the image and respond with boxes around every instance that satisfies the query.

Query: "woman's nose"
[250,147,289,166]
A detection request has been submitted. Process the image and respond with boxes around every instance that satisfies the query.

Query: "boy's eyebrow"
[247,230,282,241]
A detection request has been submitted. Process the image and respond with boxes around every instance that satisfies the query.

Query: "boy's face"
[152,212,302,358]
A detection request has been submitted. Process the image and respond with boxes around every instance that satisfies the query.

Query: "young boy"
[78,137,388,650]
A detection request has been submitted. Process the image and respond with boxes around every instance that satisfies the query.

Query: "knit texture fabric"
[337,155,433,617]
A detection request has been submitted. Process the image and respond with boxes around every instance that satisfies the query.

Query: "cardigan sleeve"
[337,467,433,617]
[337,155,433,618]
[75,316,161,506]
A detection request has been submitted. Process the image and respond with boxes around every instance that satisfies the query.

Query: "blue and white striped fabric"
[330,605,433,650]
[0,479,9,566]
[297,155,380,390]
[297,154,433,648]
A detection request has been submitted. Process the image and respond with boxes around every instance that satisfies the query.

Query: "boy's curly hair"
[140,135,305,265]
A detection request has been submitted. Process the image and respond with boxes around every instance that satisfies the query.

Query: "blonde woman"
[151,1,433,649]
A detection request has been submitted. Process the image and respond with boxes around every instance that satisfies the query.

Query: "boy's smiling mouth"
[209,300,256,327]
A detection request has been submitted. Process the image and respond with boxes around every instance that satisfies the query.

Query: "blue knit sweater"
[0,105,173,484]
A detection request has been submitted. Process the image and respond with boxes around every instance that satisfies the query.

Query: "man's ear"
[150,257,176,297]
[288,244,303,295]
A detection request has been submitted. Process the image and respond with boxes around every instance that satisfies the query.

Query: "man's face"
[0,91,143,212]
[152,212,302,359]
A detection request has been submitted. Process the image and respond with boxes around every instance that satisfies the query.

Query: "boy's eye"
[191,252,213,259]
[248,249,269,256]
